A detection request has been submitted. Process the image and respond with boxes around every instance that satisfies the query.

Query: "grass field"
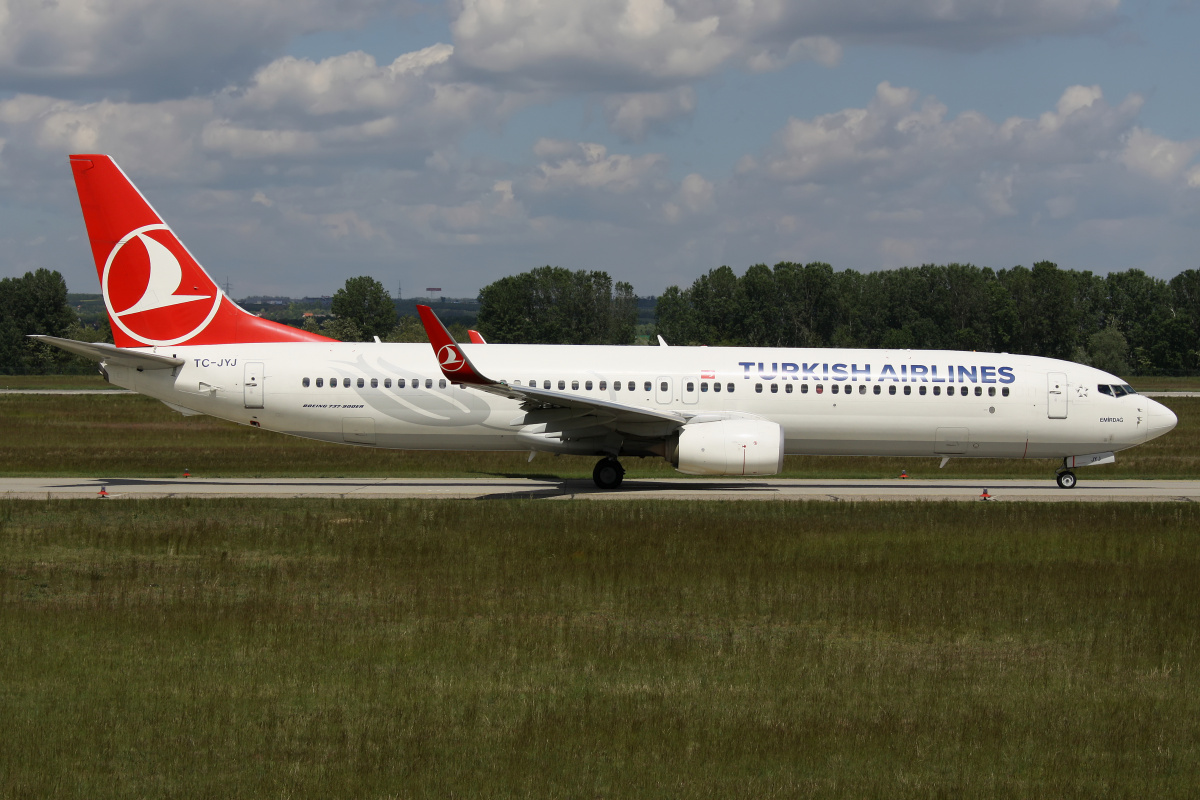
[2,393,1196,480]
[2,499,1197,797]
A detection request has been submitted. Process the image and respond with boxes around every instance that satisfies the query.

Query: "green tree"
[477,266,637,344]
[0,268,79,374]
[331,276,396,341]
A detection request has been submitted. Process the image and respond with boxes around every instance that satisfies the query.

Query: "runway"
[4,476,1200,502]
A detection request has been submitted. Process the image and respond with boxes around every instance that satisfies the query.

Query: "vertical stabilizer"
[69,154,333,347]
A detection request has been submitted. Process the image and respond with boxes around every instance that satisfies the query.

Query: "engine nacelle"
[672,418,785,476]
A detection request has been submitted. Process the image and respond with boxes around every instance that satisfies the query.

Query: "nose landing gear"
[593,457,625,490]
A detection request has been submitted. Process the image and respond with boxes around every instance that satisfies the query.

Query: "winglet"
[468,329,488,344]
[416,305,492,385]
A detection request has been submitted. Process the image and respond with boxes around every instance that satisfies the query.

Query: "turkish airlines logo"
[437,344,466,372]
[102,225,222,346]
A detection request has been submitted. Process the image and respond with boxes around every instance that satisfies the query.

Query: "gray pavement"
[4,476,1200,502]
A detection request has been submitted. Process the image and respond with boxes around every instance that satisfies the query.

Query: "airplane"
[34,154,1177,490]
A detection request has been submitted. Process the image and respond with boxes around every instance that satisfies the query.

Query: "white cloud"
[450,0,1121,92]
[603,87,696,141]
[527,141,666,194]
[1119,127,1200,181]
[0,0,385,97]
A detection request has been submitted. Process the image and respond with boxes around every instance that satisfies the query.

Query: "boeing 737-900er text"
[34,154,1177,489]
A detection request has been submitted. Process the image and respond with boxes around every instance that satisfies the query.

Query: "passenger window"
[644,381,651,392]
[903,385,911,395]
[858,385,866,395]
[785,384,793,394]
[816,384,823,394]
[439,379,447,389]
[343,378,351,388]
[370,378,378,388]
[572,380,579,390]
[316,377,323,387]
[660,381,668,392]
[385,378,392,388]
[975,386,982,396]
[889,385,897,395]
[302,377,310,387]
[947,386,955,396]
[770,383,778,393]
[727,383,734,393]
[934,386,941,396]
[357,378,365,388]
[599,381,607,390]
[988,386,995,396]
[701,382,708,392]
[687,382,695,392]
[425,379,433,388]
[873,385,881,395]
[1002,387,1010,397]
[530,379,536,387]
[801,384,808,394]
[330,377,337,387]
[831,384,839,395]
[919,385,926,395]
[714,382,721,393]
[614,381,621,391]
[629,381,636,391]
[586,381,593,390]
[756,384,763,393]
[541,380,549,390]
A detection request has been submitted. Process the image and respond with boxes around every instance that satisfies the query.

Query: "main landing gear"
[1055,463,1077,489]
[593,457,625,490]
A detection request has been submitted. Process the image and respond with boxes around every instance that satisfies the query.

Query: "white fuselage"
[102,342,1176,463]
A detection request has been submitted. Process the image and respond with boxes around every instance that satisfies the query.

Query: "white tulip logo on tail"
[102,224,222,346]
[438,344,466,372]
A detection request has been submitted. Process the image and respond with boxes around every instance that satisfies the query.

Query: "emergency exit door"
[1047,372,1067,419]
[244,362,264,409]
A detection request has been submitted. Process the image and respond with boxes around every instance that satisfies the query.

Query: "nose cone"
[1147,400,1178,442]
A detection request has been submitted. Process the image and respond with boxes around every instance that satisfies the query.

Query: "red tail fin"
[69,154,333,347]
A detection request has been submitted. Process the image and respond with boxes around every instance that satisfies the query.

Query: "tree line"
[4,261,1199,376]
[655,261,1200,376]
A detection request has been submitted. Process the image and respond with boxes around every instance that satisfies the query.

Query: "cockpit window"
[1100,384,1137,397]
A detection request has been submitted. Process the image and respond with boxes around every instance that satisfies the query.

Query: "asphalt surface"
[4,476,1200,502]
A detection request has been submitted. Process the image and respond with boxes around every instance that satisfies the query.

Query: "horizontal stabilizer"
[29,335,185,370]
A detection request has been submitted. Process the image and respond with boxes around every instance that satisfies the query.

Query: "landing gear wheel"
[593,458,625,490]
[1056,470,1077,489]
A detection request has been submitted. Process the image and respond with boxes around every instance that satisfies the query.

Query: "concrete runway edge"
[4,477,1200,502]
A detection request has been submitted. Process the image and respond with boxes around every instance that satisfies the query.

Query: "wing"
[29,335,185,370]
[415,305,687,431]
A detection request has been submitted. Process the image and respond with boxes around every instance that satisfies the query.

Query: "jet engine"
[671,418,785,476]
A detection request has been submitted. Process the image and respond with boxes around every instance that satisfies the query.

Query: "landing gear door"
[1047,372,1067,419]
[244,361,264,409]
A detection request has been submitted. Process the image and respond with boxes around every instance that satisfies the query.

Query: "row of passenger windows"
[299,374,1009,399]
[752,382,1010,397]
[302,376,447,389]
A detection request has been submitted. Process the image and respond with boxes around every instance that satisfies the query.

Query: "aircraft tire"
[1056,470,1077,489]
[593,458,625,490]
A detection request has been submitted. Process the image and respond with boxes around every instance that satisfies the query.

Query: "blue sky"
[2,0,1198,299]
